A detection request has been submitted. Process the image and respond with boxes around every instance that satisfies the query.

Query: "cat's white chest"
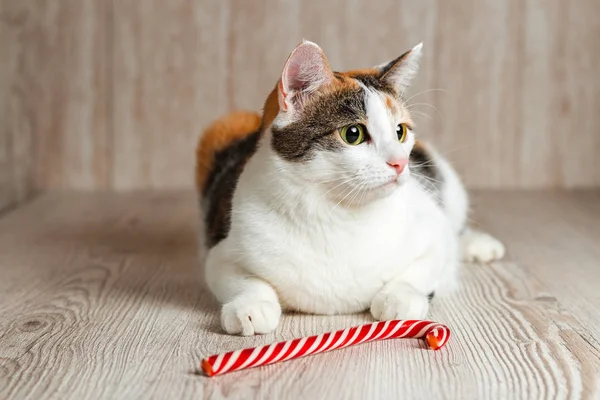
[230,188,417,314]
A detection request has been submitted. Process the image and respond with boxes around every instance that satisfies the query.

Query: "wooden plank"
[471,191,600,337]
[470,190,600,396]
[111,0,230,189]
[0,0,111,192]
[0,109,14,211]
[0,0,35,209]
[559,0,600,187]
[0,0,16,210]
[0,191,598,399]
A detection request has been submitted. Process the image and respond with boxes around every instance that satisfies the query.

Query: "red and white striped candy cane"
[201,319,450,377]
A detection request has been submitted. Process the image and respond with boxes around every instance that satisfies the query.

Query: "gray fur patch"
[409,142,444,207]
[348,73,397,96]
[271,87,367,161]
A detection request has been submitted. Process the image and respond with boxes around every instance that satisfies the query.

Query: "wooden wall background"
[1,0,599,208]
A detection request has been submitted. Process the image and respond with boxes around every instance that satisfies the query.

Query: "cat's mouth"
[371,173,409,192]
[370,178,401,192]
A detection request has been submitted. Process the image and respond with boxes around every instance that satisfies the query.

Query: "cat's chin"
[379,173,409,190]
[370,174,411,198]
[322,175,407,207]
[372,180,402,197]
[344,179,403,206]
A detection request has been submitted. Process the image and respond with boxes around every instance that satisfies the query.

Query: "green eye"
[340,124,366,145]
[396,124,408,142]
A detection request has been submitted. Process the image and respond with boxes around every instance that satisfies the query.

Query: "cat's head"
[264,40,423,206]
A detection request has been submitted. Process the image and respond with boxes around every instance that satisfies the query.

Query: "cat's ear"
[378,42,423,95]
[278,40,334,113]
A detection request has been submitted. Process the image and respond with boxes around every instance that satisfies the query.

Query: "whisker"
[418,185,446,207]
[410,160,436,168]
[404,103,443,119]
[348,181,367,206]
[357,181,371,206]
[323,176,360,196]
[330,183,361,213]
[412,172,444,186]
[403,88,446,104]
[408,111,433,121]
[316,176,351,185]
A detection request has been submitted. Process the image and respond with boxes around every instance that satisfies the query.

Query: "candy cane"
[201,319,450,377]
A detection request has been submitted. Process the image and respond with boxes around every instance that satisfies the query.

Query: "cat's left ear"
[378,42,423,95]
[278,40,334,114]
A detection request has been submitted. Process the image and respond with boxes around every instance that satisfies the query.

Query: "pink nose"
[387,159,408,175]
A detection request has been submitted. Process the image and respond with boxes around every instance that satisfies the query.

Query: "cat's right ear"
[378,42,423,95]
[278,41,334,114]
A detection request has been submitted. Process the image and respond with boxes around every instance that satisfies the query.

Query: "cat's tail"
[195,111,262,194]
[195,111,261,263]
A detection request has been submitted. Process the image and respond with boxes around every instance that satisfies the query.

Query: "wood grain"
[471,190,600,397]
[111,1,231,190]
[0,0,36,210]
[1,0,599,193]
[0,191,599,399]
[0,0,111,194]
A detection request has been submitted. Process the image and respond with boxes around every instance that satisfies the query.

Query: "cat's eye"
[396,124,408,143]
[340,124,366,145]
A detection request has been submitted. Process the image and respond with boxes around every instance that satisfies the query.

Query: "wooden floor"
[1,191,599,399]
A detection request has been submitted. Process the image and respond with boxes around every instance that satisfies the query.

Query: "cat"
[195,40,505,336]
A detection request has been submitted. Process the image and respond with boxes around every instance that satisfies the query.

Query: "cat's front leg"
[460,227,505,263]
[205,245,281,336]
[371,237,458,321]
[370,281,430,321]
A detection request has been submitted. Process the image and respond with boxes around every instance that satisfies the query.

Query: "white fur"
[461,228,506,263]
[205,152,458,335]
[422,144,469,234]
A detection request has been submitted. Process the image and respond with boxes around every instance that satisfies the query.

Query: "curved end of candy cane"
[425,325,450,350]
[425,332,442,350]
[201,358,215,377]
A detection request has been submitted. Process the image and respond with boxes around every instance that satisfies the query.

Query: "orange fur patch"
[196,111,261,191]
[384,95,400,116]
[262,86,280,131]
[344,68,379,78]
[328,74,360,90]
[385,96,393,109]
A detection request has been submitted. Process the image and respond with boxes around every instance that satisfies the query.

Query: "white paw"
[370,288,429,321]
[221,296,281,336]
[462,230,506,263]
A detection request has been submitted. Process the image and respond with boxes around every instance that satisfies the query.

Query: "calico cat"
[195,41,505,336]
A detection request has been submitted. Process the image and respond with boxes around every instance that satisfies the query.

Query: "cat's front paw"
[221,296,281,336]
[461,230,506,263]
[370,287,429,321]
